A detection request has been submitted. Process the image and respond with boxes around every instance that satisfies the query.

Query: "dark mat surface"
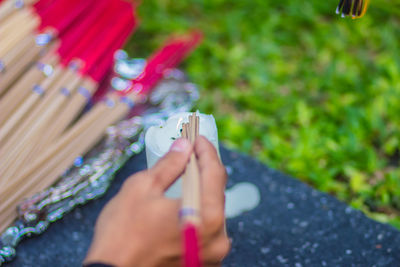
[5,146,400,267]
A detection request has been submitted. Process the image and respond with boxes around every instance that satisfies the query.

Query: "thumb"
[148,138,192,193]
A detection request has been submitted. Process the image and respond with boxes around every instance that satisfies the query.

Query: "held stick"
[181,113,202,267]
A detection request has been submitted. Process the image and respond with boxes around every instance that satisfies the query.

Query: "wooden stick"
[0,65,65,174]
[0,208,16,234]
[0,33,36,70]
[0,96,111,190]
[0,34,43,96]
[34,77,97,148]
[181,113,201,225]
[0,92,134,195]
[0,68,80,180]
[0,3,28,28]
[195,116,199,137]
[22,74,86,162]
[0,51,59,125]
[0,13,39,58]
[0,0,37,23]
[0,65,63,148]
[0,94,135,214]
[0,8,23,35]
[0,7,36,36]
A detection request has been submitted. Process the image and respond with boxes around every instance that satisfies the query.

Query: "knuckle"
[216,164,227,179]
[121,172,146,192]
[153,155,182,177]
[214,238,231,260]
[205,236,231,263]
[164,151,183,165]
[207,164,227,184]
[150,174,165,189]
[151,165,172,183]
[121,176,136,191]
[204,207,225,234]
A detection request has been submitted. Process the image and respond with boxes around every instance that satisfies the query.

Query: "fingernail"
[170,138,191,152]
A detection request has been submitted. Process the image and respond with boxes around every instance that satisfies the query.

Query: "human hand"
[84,136,230,267]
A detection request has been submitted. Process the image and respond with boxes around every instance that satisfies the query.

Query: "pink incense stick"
[88,24,135,84]
[48,0,94,36]
[94,31,201,109]
[60,0,133,66]
[57,0,108,39]
[88,24,136,102]
[183,224,201,267]
[38,0,81,29]
[32,0,55,18]
[56,0,111,63]
[78,6,136,74]
[37,0,95,38]
[90,30,202,123]
[122,43,186,94]
[71,11,136,106]
[141,32,202,84]
[123,31,203,95]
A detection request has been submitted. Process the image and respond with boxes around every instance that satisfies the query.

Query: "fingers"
[202,233,231,265]
[148,138,192,193]
[195,136,227,205]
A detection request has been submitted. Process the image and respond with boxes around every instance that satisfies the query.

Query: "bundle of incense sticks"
[0,0,112,125]
[0,30,202,232]
[181,113,202,267]
[0,0,101,95]
[0,0,138,230]
[0,0,137,169]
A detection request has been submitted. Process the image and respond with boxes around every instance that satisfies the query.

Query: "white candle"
[145,111,261,217]
[145,111,219,198]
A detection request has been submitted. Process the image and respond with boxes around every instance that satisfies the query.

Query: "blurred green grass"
[126,0,400,228]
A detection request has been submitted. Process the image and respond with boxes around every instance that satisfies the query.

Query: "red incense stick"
[31,0,55,17]
[122,31,203,95]
[38,0,93,34]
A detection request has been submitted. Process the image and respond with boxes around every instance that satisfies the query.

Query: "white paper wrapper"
[145,111,219,198]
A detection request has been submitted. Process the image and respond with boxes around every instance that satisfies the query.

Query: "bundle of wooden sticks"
[181,113,202,267]
[0,0,202,232]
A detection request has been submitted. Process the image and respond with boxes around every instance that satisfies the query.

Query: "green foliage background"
[126,0,400,228]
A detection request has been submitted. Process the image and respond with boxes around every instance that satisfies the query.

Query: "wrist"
[83,263,115,267]
[84,241,144,267]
